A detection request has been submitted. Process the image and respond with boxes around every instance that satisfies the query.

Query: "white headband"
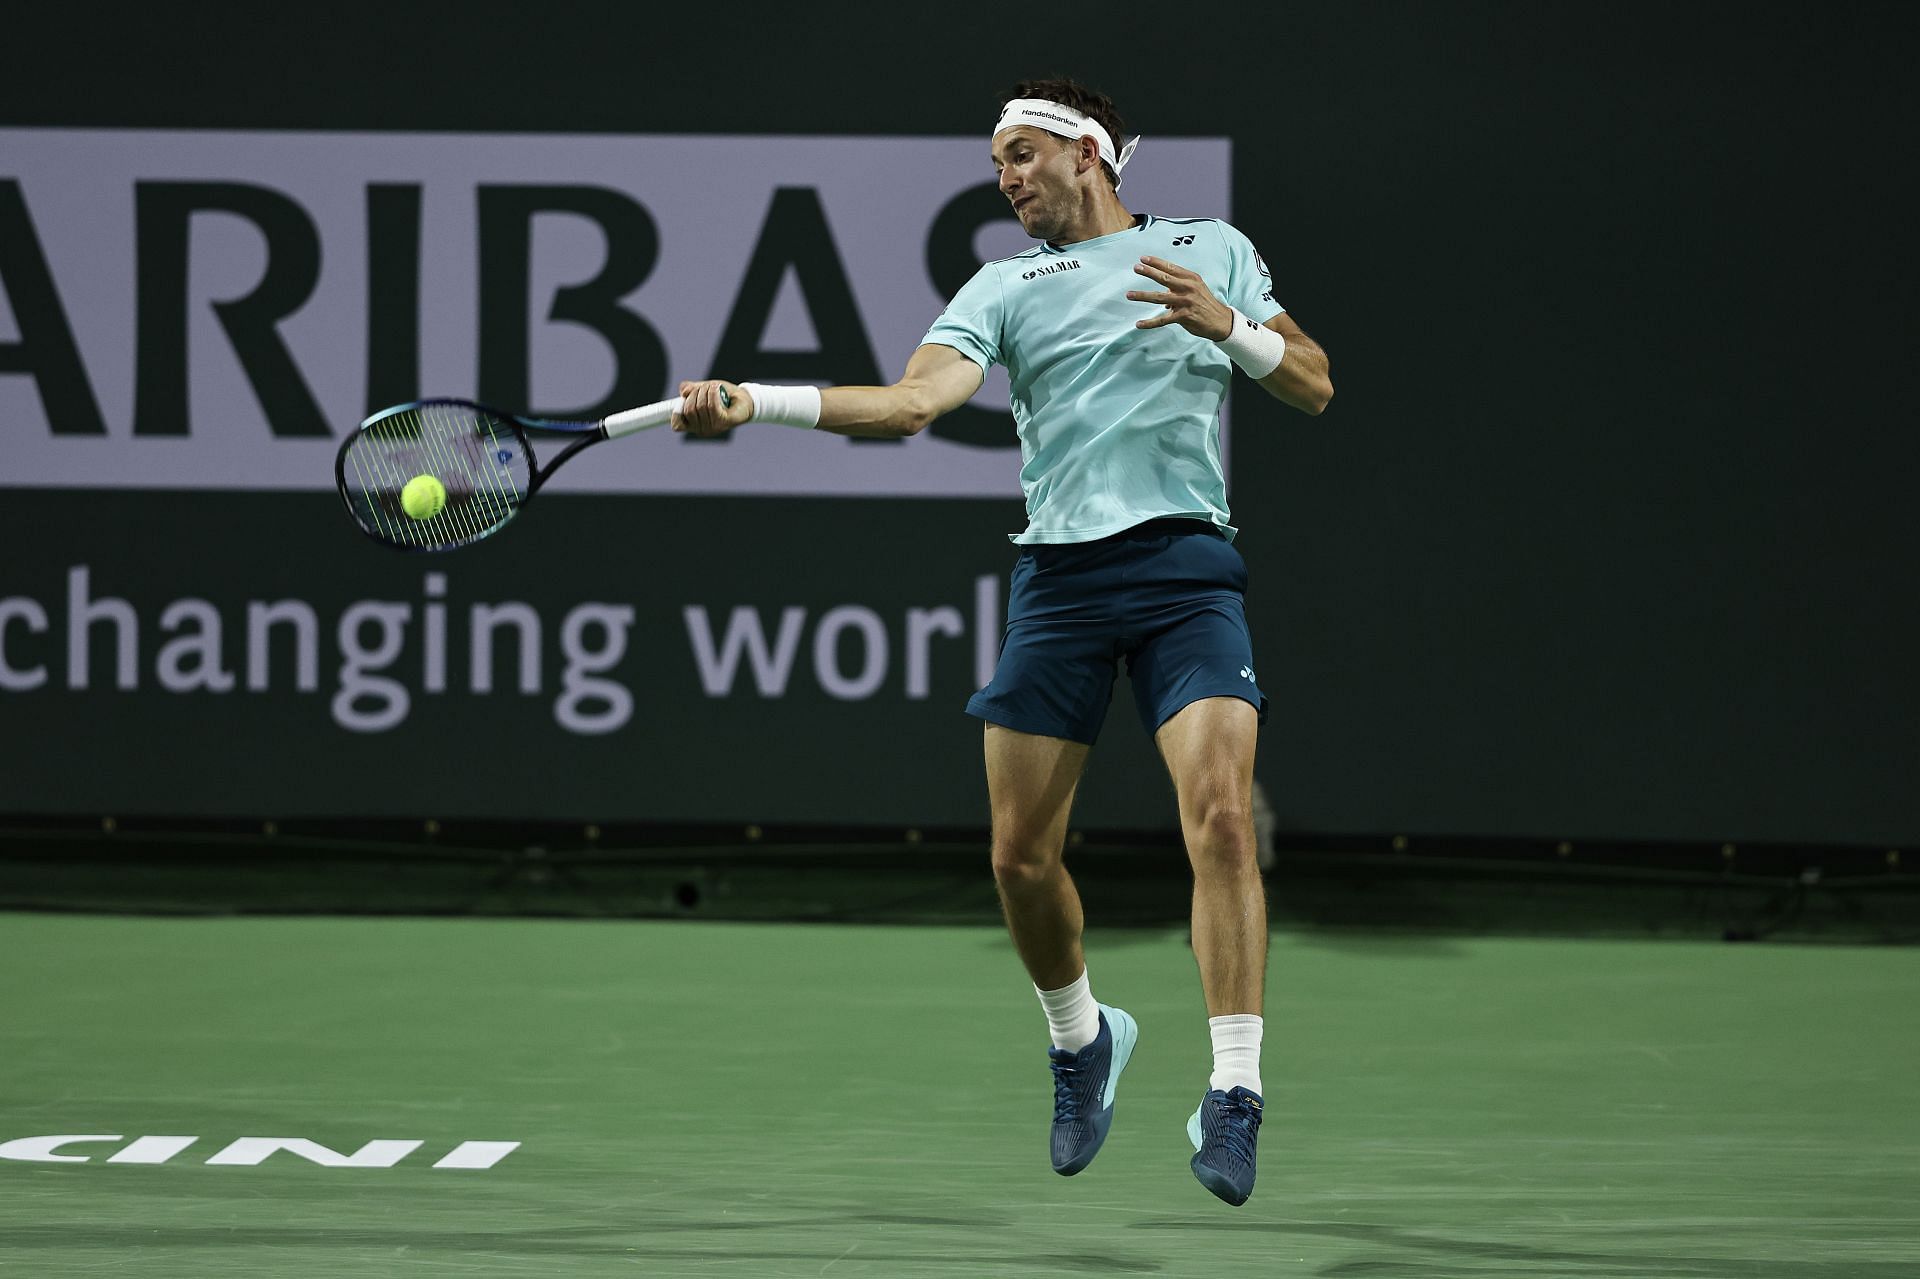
[994,98,1140,189]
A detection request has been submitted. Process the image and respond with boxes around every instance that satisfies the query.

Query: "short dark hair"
[1003,77,1127,189]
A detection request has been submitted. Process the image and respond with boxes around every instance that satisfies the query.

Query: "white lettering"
[246,600,319,692]
[203,1137,424,1168]
[556,603,635,733]
[684,605,806,696]
[2,563,1004,730]
[903,606,963,700]
[0,1134,123,1163]
[157,599,236,692]
[469,602,541,694]
[423,572,447,694]
[66,565,138,690]
[0,1133,515,1170]
[0,597,51,691]
[432,1140,521,1169]
[106,1136,199,1165]
[813,606,888,700]
[333,602,411,731]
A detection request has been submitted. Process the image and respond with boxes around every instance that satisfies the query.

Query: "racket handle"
[603,387,732,439]
[603,397,682,438]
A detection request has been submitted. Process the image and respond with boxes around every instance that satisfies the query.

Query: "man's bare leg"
[1157,695,1266,1205]
[984,721,1138,1176]
[1155,696,1265,1015]
[984,723,1090,991]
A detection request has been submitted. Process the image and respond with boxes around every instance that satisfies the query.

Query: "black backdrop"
[2,1,1914,845]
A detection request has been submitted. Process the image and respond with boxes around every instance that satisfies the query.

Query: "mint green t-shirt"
[922,214,1283,544]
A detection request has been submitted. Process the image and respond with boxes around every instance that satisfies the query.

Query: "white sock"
[1208,1014,1264,1095]
[1035,970,1101,1052]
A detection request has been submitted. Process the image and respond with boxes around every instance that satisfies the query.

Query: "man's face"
[992,126,1081,240]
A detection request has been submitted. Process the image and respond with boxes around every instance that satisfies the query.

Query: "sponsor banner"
[0,490,1178,827]
[0,129,1231,497]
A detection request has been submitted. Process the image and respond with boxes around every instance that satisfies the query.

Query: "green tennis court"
[5,912,1915,1276]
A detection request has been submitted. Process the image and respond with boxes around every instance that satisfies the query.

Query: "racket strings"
[417,406,499,545]
[340,404,534,550]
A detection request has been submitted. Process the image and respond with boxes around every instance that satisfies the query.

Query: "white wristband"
[1215,309,1287,379]
[739,382,822,429]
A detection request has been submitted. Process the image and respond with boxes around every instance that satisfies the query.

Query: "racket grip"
[603,386,732,439]
[603,398,682,438]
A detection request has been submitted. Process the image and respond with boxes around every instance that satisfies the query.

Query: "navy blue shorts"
[965,518,1269,745]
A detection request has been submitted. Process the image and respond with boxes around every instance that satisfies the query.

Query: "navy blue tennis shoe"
[1186,1085,1263,1205]
[1046,1003,1138,1175]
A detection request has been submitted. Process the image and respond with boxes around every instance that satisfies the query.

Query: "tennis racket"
[334,390,725,552]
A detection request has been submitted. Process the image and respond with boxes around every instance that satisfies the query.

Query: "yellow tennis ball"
[401,474,447,520]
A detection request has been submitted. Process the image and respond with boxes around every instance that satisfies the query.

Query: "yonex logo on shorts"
[1020,260,1083,281]
[1241,666,1255,682]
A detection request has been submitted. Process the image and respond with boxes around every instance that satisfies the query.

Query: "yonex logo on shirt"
[1020,260,1083,281]
[1171,235,1196,245]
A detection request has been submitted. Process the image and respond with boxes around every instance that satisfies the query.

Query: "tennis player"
[674,78,1333,1207]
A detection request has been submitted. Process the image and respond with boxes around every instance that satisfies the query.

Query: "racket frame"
[336,390,718,553]
[336,401,604,554]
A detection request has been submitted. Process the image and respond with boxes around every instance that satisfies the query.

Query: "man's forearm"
[814,384,933,438]
[1256,337,1334,416]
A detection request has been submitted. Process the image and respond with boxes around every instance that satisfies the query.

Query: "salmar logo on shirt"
[1020,260,1083,281]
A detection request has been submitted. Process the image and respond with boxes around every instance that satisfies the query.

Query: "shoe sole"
[1191,1160,1254,1207]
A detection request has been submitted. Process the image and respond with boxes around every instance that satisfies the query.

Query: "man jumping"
[674,77,1333,1206]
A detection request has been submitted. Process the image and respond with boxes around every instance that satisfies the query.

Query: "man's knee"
[1184,797,1257,871]
[991,833,1065,890]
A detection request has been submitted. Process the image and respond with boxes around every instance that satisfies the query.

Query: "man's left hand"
[1126,256,1233,340]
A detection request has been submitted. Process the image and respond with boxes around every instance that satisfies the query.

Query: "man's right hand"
[672,380,751,437]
